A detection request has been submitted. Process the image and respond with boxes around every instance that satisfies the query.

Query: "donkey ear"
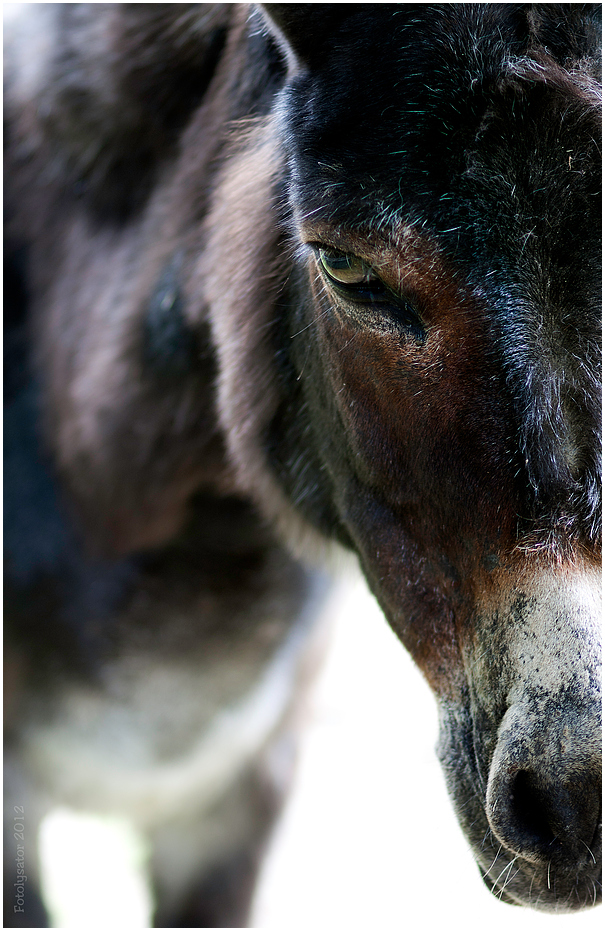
[259,4,354,71]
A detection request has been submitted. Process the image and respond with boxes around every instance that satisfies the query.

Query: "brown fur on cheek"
[310,249,517,548]
[358,516,467,699]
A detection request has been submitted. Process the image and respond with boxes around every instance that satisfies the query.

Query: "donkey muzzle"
[472,564,602,908]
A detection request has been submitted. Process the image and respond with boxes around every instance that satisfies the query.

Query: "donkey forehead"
[286,88,599,242]
[284,71,600,339]
[281,10,600,256]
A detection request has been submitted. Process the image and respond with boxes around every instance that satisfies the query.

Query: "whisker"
[497,859,520,900]
[491,856,518,896]
[484,845,504,877]
[580,839,597,865]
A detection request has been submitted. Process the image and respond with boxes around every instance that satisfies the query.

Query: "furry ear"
[259,3,356,71]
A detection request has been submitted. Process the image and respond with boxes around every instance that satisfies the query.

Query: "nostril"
[487,760,601,868]
[509,769,558,851]
[487,765,564,865]
[485,699,602,876]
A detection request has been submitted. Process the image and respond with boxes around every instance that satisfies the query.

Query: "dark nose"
[486,701,602,869]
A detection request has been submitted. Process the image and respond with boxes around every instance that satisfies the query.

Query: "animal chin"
[476,840,602,912]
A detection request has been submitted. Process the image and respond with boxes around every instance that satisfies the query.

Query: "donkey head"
[206,4,601,910]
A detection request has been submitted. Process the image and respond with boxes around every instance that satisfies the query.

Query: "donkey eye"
[315,245,425,341]
[318,248,374,286]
